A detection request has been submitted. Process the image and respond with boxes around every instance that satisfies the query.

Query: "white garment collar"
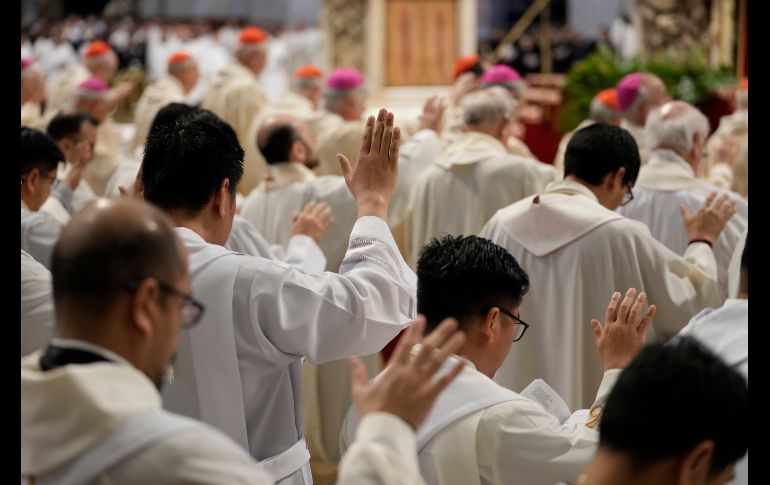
[437,131,507,168]
[50,338,134,367]
[635,149,703,191]
[544,179,600,203]
[261,162,316,190]
[21,200,30,211]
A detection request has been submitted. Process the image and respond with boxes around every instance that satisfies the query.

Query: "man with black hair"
[481,123,737,409]
[342,234,656,485]
[241,113,357,272]
[21,127,71,269]
[44,111,99,217]
[143,108,417,484]
[576,337,747,485]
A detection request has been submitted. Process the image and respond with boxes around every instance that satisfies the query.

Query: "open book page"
[520,379,572,424]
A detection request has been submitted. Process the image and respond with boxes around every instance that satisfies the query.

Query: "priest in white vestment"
[342,235,656,485]
[20,127,72,269]
[406,86,557,267]
[202,26,269,194]
[306,68,368,177]
[701,78,748,198]
[21,59,46,130]
[480,123,735,409]
[242,64,324,194]
[131,50,199,152]
[553,88,621,176]
[615,72,670,163]
[440,55,484,139]
[143,108,417,484]
[618,101,748,301]
[44,112,99,216]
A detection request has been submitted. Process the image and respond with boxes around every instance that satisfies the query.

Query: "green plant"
[559,44,736,133]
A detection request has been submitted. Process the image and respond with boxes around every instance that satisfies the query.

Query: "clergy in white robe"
[131,51,198,152]
[576,337,748,485]
[406,86,557,267]
[241,115,358,272]
[202,26,269,194]
[553,88,620,176]
[21,127,70,268]
[21,60,46,130]
[21,250,54,356]
[69,77,126,196]
[616,72,670,163]
[44,111,100,216]
[20,197,438,485]
[342,235,655,485]
[143,108,416,484]
[307,68,368,177]
[45,40,117,118]
[241,64,323,192]
[701,79,748,198]
[480,123,732,409]
[618,102,748,301]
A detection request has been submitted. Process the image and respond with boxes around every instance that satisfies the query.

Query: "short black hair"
[258,123,299,165]
[564,123,640,187]
[142,109,244,214]
[417,235,529,332]
[600,337,748,476]
[51,204,184,315]
[148,102,198,138]
[21,127,65,176]
[46,112,100,141]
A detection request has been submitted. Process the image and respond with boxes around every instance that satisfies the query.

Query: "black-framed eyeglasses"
[124,278,205,329]
[495,307,530,342]
[620,185,634,206]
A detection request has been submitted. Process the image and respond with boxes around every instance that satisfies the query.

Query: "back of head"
[258,120,299,165]
[645,101,709,155]
[480,65,527,99]
[323,67,365,114]
[290,64,324,94]
[588,88,620,124]
[46,112,100,141]
[51,198,184,318]
[600,336,748,476]
[417,235,529,332]
[453,54,484,80]
[21,127,65,177]
[461,86,517,132]
[147,102,199,138]
[564,123,640,186]
[142,110,244,214]
[617,72,668,124]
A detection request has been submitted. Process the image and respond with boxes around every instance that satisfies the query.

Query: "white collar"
[544,179,600,203]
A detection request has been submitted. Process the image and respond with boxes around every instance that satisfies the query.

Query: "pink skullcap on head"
[78,76,110,93]
[326,68,364,89]
[21,58,32,69]
[480,65,523,85]
[616,72,643,111]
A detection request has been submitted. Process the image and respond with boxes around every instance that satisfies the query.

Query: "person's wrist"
[688,235,715,247]
[356,193,389,218]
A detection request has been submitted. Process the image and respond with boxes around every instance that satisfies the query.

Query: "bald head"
[645,100,709,162]
[21,65,45,105]
[51,198,186,319]
[257,114,318,167]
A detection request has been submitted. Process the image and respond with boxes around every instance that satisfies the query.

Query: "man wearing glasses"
[481,122,737,411]
[21,127,70,269]
[342,234,656,485]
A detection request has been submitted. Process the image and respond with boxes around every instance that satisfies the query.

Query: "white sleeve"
[480,371,620,484]
[21,211,65,269]
[244,216,416,366]
[21,252,55,356]
[39,185,76,225]
[337,412,426,485]
[280,234,327,274]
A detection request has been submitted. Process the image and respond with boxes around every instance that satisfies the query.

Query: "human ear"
[678,440,715,485]
[131,278,161,338]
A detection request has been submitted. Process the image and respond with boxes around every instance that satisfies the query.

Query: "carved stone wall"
[322,0,367,73]
[636,0,710,61]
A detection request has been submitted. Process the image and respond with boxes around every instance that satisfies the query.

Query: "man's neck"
[582,449,677,485]
[169,213,219,244]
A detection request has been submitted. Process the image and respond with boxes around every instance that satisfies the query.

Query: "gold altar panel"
[386,0,456,86]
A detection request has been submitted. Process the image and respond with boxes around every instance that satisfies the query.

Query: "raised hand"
[338,108,401,220]
[350,315,466,430]
[680,192,738,246]
[592,289,656,371]
[290,200,333,243]
[418,96,448,133]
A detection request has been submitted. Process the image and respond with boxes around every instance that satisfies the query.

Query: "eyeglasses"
[620,185,634,206]
[495,307,530,342]
[124,278,205,329]
[21,170,59,187]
